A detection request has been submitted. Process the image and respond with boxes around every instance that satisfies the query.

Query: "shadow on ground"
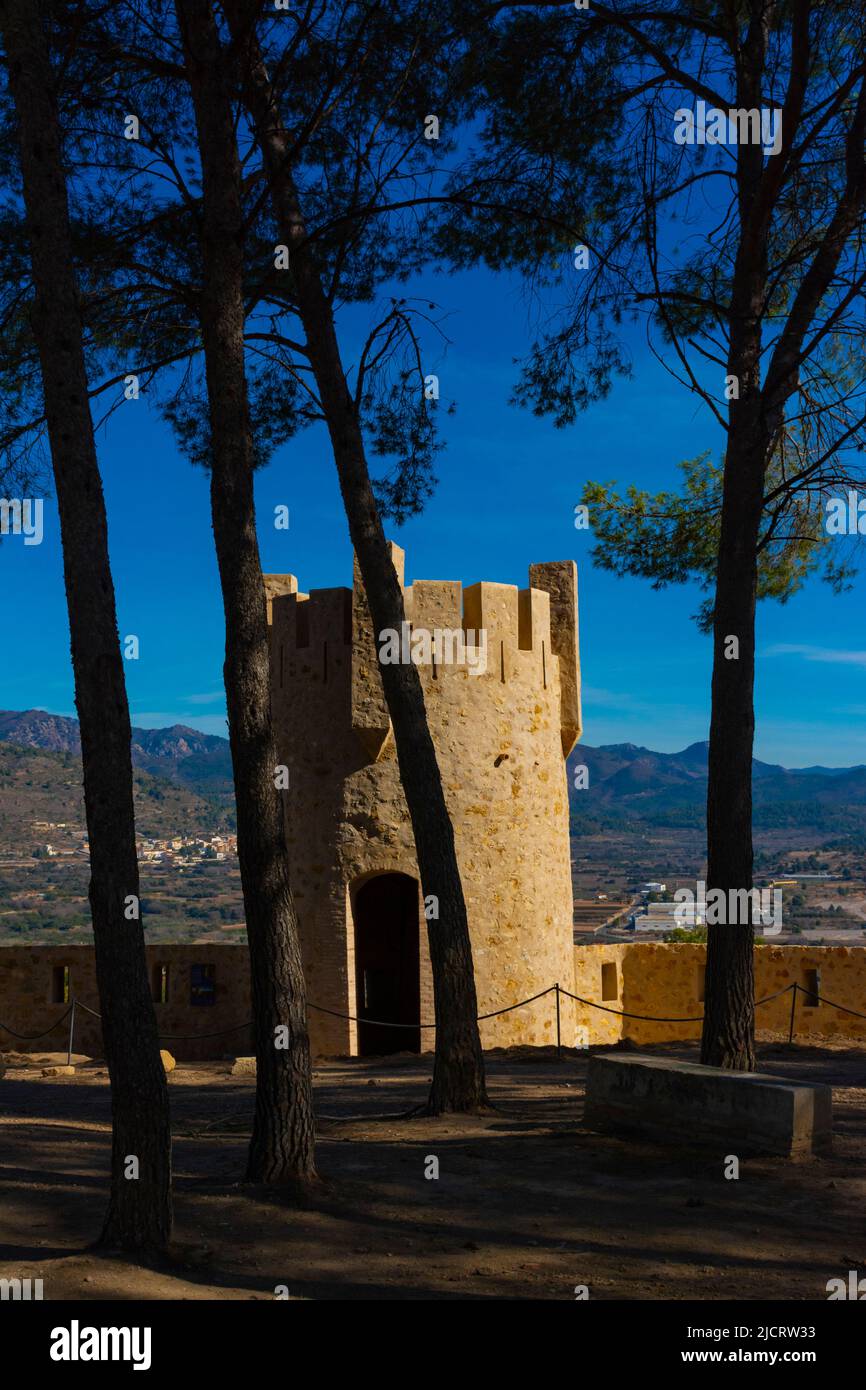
[1,1039,863,1300]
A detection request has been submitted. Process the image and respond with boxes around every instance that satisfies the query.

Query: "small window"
[802,968,821,1008]
[190,963,216,1006]
[696,966,706,1003]
[50,965,70,1005]
[601,961,618,1001]
[152,963,170,1005]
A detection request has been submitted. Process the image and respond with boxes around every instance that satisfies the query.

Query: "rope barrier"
[558,981,796,1023]
[63,985,560,1039]
[2,980,865,1047]
[308,1002,434,1030]
[71,999,254,1041]
[0,1003,73,1041]
[153,1023,254,1041]
[559,987,703,1023]
[479,985,558,1020]
[308,984,558,1029]
[796,986,866,1022]
[71,1000,100,1019]
[754,984,802,1007]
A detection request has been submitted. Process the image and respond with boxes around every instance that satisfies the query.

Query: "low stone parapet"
[584,1053,832,1157]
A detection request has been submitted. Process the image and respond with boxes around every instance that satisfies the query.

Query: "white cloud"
[182,692,226,705]
[764,643,866,668]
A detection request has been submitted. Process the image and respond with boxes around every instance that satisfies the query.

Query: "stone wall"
[572,942,866,1046]
[0,944,252,1061]
[3,942,865,1062]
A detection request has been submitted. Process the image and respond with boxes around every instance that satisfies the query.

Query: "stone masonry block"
[584,1052,832,1158]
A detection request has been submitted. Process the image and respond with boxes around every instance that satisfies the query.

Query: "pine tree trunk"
[1,0,172,1250]
[700,435,764,1070]
[175,0,316,1182]
[224,1,487,1113]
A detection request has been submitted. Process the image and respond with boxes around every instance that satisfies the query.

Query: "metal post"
[555,982,561,1061]
[788,983,798,1045]
[66,997,76,1067]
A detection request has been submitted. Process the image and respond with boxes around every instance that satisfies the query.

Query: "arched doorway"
[353,873,421,1055]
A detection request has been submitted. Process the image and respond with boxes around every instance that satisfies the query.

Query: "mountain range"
[1,710,865,835]
[569,741,866,832]
[0,709,233,792]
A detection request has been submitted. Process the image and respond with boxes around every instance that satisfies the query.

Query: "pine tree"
[439,0,866,1069]
[0,0,172,1251]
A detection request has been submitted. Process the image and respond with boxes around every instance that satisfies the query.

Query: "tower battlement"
[266,543,581,758]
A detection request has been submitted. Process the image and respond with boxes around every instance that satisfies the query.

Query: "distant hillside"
[569,741,866,834]
[0,709,233,792]
[0,742,234,849]
[2,709,864,841]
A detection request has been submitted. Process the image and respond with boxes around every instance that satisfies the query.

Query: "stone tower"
[266,545,581,1057]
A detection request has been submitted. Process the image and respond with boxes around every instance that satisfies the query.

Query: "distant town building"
[630,901,703,932]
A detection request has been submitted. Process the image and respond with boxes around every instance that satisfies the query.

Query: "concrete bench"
[584,1053,832,1157]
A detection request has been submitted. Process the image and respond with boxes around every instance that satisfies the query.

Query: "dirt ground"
[1,1038,864,1301]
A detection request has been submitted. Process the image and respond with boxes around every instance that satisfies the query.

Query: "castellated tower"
[265,544,581,1058]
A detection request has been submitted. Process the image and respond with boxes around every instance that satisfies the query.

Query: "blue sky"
[1,262,864,768]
